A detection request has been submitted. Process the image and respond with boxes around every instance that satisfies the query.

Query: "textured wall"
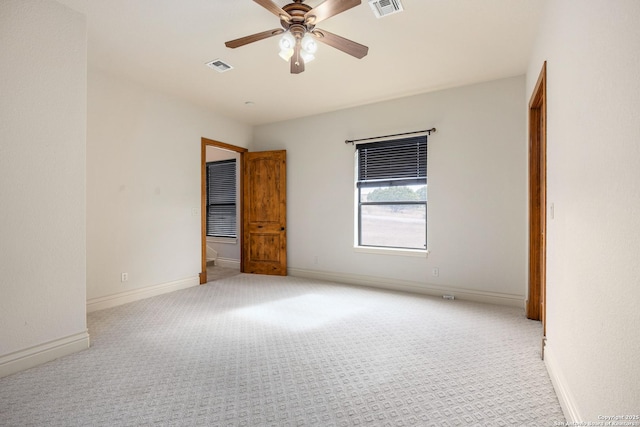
[86,70,251,300]
[252,76,527,301]
[0,1,87,355]
[527,0,640,419]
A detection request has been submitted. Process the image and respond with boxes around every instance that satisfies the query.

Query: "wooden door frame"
[527,62,547,325]
[200,138,248,284]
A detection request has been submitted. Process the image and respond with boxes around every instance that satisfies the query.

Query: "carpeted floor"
[207,264,241,282]
[0,274,564,426]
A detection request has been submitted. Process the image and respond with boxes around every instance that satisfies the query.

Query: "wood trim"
[202,138,249,154]
[527,62,547,325]
[200,138,248,284]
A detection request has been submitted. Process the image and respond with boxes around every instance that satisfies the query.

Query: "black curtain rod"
[344,128,436,145]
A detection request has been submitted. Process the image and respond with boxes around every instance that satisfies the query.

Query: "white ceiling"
[59,0,544,126]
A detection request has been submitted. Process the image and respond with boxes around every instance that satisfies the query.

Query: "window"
[356,136,427,250]
[206,159,237,238]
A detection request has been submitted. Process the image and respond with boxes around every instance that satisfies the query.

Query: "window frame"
[355,136,428,252]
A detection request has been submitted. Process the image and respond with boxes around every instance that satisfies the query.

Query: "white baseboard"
[86,276,200,313]
[0,331,90,379]
[544,344,582,423]
[216,258,240,269]
[288,268,525,307]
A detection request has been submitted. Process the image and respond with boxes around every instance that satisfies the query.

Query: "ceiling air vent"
[368,0,403,18]
[206,59,233,73]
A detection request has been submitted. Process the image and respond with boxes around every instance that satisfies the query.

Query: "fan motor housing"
[282,2,312,26]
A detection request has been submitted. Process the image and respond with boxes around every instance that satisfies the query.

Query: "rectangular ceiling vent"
[206,59,233,73]
[368,0,403,18]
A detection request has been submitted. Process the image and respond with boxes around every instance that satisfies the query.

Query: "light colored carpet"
[0,274,564,426]
[207,264,241,282]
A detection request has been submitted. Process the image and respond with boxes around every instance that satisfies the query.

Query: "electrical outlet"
[432,267,439,277]
[121,272,128,282]
[443,295,455,300]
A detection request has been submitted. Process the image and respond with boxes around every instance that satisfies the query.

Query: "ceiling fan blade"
[305,0,361,25]
[312,28,368,59]
[253,0,292,22]
[290,43,305,74]
[225,28,284,49]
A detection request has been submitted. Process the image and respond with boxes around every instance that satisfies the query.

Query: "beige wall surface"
[0,1,88,357]
[86,70,251,300]
[253,76,528,302]
[527,0,640,420]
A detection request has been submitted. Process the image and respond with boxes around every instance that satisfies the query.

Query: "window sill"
[207,237,237,244]
[353,246,429,258]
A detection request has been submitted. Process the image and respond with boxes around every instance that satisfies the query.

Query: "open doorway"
[200,138,247,284]
[200,138,288,283]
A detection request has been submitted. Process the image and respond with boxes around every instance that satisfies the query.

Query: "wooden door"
[527,62,547,334]
[242,150,287,275]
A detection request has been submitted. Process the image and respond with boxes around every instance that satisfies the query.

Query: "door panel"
[243,150,287,275]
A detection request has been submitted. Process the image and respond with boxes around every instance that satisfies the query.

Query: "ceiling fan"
[225,0,369,74]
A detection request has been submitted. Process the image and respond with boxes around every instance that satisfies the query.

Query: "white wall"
[527,0,640,420]
[205,147,241,263]
[252,76,527,305]
[0,0,89,374]
[87,70,251,304]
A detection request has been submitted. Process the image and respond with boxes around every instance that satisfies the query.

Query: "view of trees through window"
[360,185,426,249]
[366,185,426,204]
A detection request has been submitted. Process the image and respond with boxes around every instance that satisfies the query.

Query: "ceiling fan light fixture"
[301,34,318,54]
[224,0,369,74]
[279,32,296,51]
[279,48,294,61]
[300,49,315,63]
